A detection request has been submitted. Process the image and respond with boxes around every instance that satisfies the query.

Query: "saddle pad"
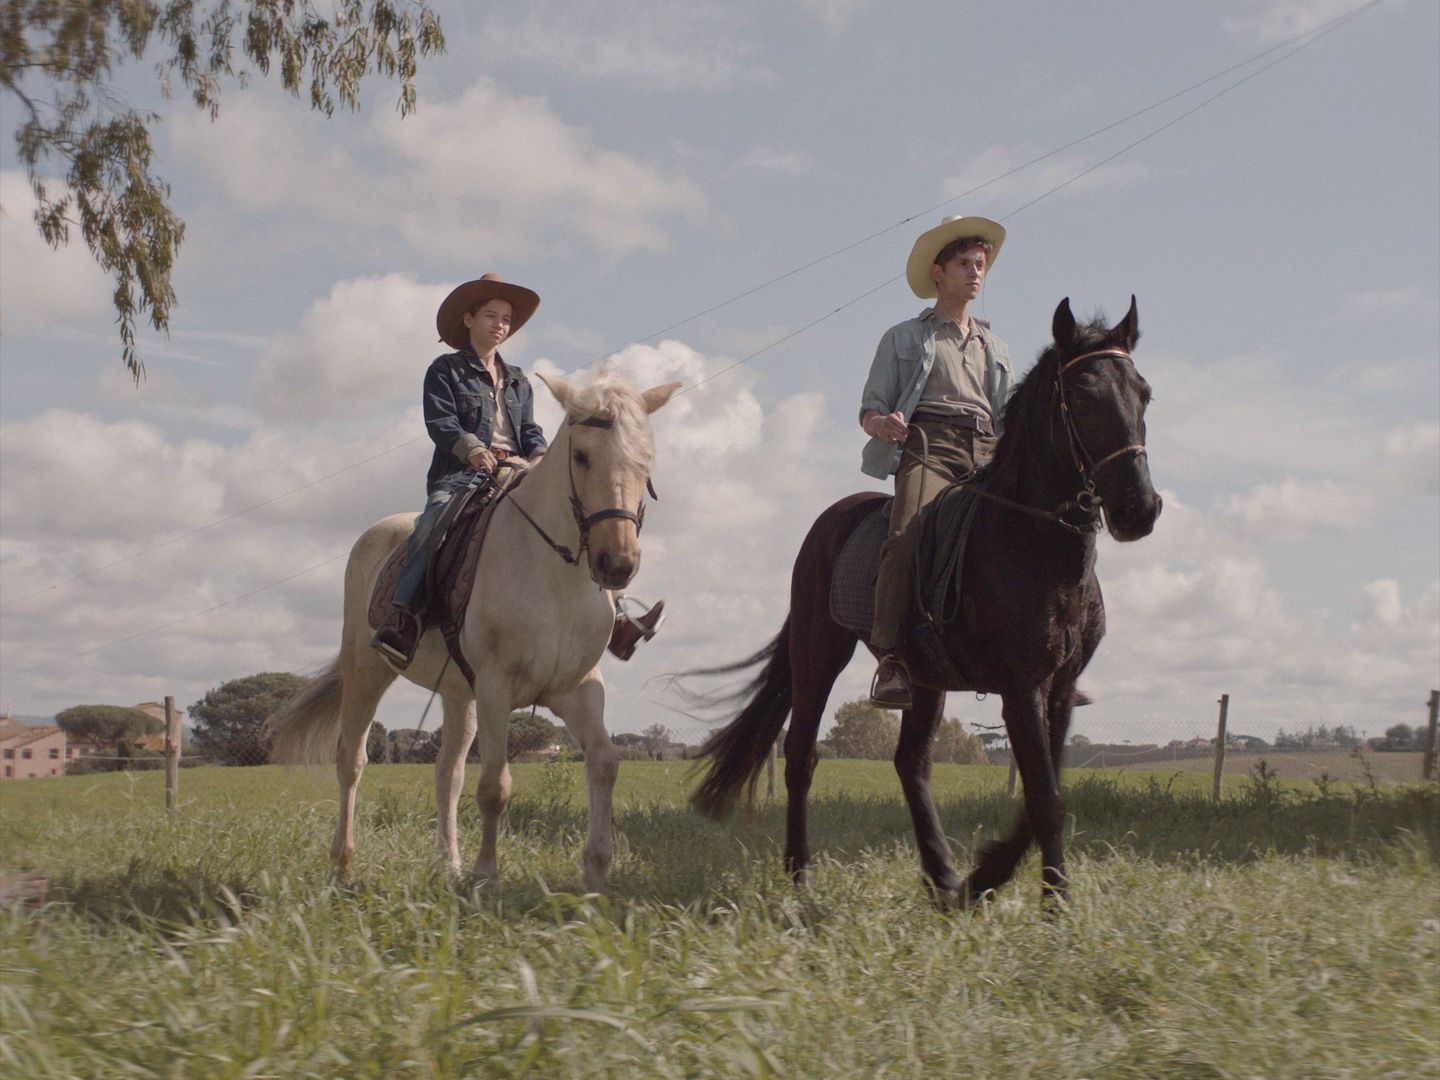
[364,470,516,635]
[368,546,407,631]
[829,499,891,635]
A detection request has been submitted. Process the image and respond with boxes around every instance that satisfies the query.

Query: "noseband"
[509,413,651,567]
[1055,348,1149,518]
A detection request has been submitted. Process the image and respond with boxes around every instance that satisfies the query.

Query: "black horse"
[690,297,1161,907]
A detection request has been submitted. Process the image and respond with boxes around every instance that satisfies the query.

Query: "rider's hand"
[466,446,497,473]
[866,411,909,445]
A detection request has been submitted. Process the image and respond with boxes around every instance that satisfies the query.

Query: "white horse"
[265,371,679,889]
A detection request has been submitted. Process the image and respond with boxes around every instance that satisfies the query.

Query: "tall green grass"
[2,762,1437,1078]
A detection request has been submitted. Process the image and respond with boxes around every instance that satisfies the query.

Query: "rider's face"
[932,248,987,304]
[465,299,514,352]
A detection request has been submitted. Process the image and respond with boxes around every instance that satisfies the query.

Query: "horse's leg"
[783,611,857,882]
[547,672,616,893]
[965,688,1066,906]
[470,684,513,887]
[330,636,398,882]
[434,693,478,876]
[894,686,963,905]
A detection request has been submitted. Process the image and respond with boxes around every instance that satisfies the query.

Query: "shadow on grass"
[37,771,1438,923]
[487,771,1439,908]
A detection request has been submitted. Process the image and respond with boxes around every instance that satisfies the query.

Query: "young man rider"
[859,217,1010,709]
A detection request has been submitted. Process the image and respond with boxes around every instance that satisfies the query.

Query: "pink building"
[0,718,67,780]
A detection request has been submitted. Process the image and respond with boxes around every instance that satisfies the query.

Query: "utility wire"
[575,0,1383,376]
[681,0,1378,394]
[7,436,426,604]
[4,1,1375,608]
[22,553,348,670]
[5,0,1382,666]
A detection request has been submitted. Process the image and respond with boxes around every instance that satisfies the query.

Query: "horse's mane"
[978,315,1116,493]
[564,369,656,472]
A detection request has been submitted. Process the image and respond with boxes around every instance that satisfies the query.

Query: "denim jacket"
[858,308,1012,479]
[423,348,548,493]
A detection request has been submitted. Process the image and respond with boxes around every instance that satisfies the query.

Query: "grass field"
[1066,747,1427,784]
[2,760,1437,1078]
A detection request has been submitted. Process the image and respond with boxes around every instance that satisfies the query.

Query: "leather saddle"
[368,471,521,685]
[828,481,986,691]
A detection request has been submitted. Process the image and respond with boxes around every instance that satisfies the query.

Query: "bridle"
[1043,346,1148,530]
[915,346,1148,535]
[507,413,650,566]
[1056,347,1148,491]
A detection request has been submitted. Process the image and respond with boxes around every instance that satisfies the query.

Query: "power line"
[575,0,1383,376]
[6,436,427,604]
[682,0,1379,393]
[5,1,1383,667]
[7,2,1376,607]
[21,553,348,671]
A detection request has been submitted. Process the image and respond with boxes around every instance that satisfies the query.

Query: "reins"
[899,346,1146,536]
[507,413,651,566]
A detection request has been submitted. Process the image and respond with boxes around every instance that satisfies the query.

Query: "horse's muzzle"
[592,549,639,590]
[1106,491,1162,542]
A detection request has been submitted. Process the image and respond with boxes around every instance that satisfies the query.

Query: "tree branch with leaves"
[0,0,444,381]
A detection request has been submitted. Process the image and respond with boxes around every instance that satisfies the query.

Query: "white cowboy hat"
[905,215,1006,299]
[436,273,541,350]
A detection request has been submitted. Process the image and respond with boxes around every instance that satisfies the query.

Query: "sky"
[1,0,1436,750]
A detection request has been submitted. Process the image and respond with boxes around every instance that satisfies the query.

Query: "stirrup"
[867,655,913,710]
[607,597,666,661]
[370,609,420,668]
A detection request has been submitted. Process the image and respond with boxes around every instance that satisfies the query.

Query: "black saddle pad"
[829,499,891,635]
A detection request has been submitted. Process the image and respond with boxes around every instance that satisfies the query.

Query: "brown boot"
[370,609,421,668]
[868,653,912,710]
[608,599,666,661]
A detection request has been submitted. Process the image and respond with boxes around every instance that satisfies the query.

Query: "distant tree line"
[819,701,987,764]
[1272,724,1364,750]
[1370,724,1432,752]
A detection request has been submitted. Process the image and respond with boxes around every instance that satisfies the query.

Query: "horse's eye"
[573,450,589,468]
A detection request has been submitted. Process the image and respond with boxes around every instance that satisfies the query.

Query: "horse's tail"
[688,616,793,822]
[263,656,345,765]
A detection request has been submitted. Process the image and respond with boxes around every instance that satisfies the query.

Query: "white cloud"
[169,81,705,260]
[0,170,113,335]
[733,145,815,175]
[1342,285,1440,320]
[1219,477,1380,540]
[797,0,870,33]
[381,80,706,257]
[1384,423,1440,495]
[254,274,447,421]
[477,2,773,90]
[1222,0,1370,46]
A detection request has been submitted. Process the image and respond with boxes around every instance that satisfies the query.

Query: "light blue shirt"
[858,308,1012,479]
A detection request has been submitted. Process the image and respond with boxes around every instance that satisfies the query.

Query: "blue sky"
[1,0,1436,747]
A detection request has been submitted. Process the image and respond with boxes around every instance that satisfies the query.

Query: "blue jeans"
[392,472,489,612]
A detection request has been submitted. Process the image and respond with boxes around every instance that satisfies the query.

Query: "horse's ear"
[1112,295,1140,351]
[1052,298,1076,348]
[536,371,576,412]
[641,382,682,415]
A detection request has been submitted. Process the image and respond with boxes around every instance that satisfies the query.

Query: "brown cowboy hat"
[436,273,541,350]
[905,215,1006,299]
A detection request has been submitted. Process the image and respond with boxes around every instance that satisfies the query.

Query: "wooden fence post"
[1424,690,1439,782]
[164,696,181,815]
[1212,693,1229,803]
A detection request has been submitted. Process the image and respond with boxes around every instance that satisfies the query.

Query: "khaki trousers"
[870,421,996,651]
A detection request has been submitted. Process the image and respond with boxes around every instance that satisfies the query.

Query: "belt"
[492,449,514,460]
[910,412,994,437]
